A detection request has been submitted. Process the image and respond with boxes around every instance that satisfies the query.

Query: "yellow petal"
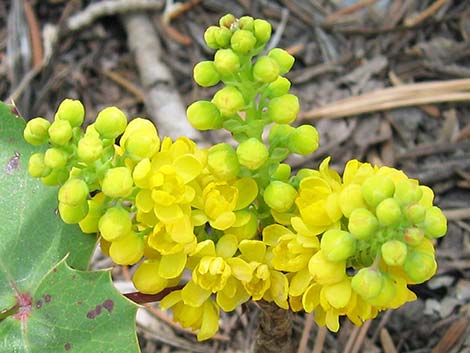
[168,217,194,244]
[181,280,211,307]
[159,252,187,279]
[262,224,290,246]
[239,240,266,263]
[325,310,340,332]
[269,270,289,308]
[154,203,183,223]
[226,257,252,282]
[323,279,351,309]
[197,300,219,341]
[191,209,208,226]
[302,284,320,312]
[210,211,236,230]
[135,190,153,213]
[234,178,258,210]
[173,154,202,183]
[160,290,182,310]
[216,234,238,258]
[289,267,312,297]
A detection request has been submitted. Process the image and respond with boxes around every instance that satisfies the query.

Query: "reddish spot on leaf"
[35,300,43,309]
[86,310,97,319]
[76,300,82,305]
[95,305,102,316]
[102,299,114,313]
[44,294,52,303]
[64,342,72,351]
[13,292,32,321]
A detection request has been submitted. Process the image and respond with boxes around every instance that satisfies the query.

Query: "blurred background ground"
[1,0,470,352]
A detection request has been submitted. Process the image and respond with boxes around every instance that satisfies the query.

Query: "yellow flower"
[160,290,219,341]
[197,178,258,230]
[263,223,318,272]
[193,256,232,292]
[295,159,342,231]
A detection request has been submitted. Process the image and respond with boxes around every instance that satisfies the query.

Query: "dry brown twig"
[299,79,470,120]
[404,0,452,28]
[66,0,164,32]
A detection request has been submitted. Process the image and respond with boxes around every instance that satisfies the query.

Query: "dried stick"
[297,313,314,353]
[323,0,377,25]
[122,13,201,140]
[404,0,451,28]
[253,300,294,353]
[299,79,470,120]
[66,0,163,32]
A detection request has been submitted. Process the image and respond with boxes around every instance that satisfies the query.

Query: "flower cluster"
[24,14,447,341]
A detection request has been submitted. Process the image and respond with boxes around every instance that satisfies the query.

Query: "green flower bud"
[238,16,254,31]
[272,163,291,181]
[212,86,245,117]
[48,119,73,146]
[339,184,366,218]
[95,106,127,139]
[207,143,240,180]
[320,229,356,262]
[77,134,103,163]
[41,167,69,186]
[55,99,85,127]
[253,56,279,83]
[214,49,240,76]
[24,118,50,145]
[394,179,423,205]
[351,267,383,300]
[121,118,160,160]
[99,207,132,242]
[266,76,291,98]
[263,180,297,212]
[219,13,236,28]
[58,178,89,207]
[348,208,378,240]
[236,138,268,170]
[403,249,436,283]
[253,19,272,44]
[102,167,134,198]
[58,201,89,224]
[215,26,232,48]
[287,125,319,155]
[403,227,424,246]
[421,206,447,238]
[268,124,294,145]
[187,100,223,130]
[405,203,426,224]
[267,94,299,124]
[376,198,402,226]
[193,61,220,87]
[381,240,407,266]
[268,48,295,74]
[204,26,219,49]
[28,153,51,178]
[230,29,256,54]
[44,148,68,169]
[78,193,105,234]
[361,175,395,208]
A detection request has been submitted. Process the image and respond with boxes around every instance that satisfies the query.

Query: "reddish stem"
[123,285,183,304]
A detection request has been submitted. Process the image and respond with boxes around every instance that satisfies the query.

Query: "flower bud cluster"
[24,14,447,341]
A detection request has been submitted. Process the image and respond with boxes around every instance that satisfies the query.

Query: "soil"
[1,1,469,352]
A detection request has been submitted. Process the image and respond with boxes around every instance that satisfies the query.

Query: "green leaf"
[0,259,139,353]
[0,103,140,352]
